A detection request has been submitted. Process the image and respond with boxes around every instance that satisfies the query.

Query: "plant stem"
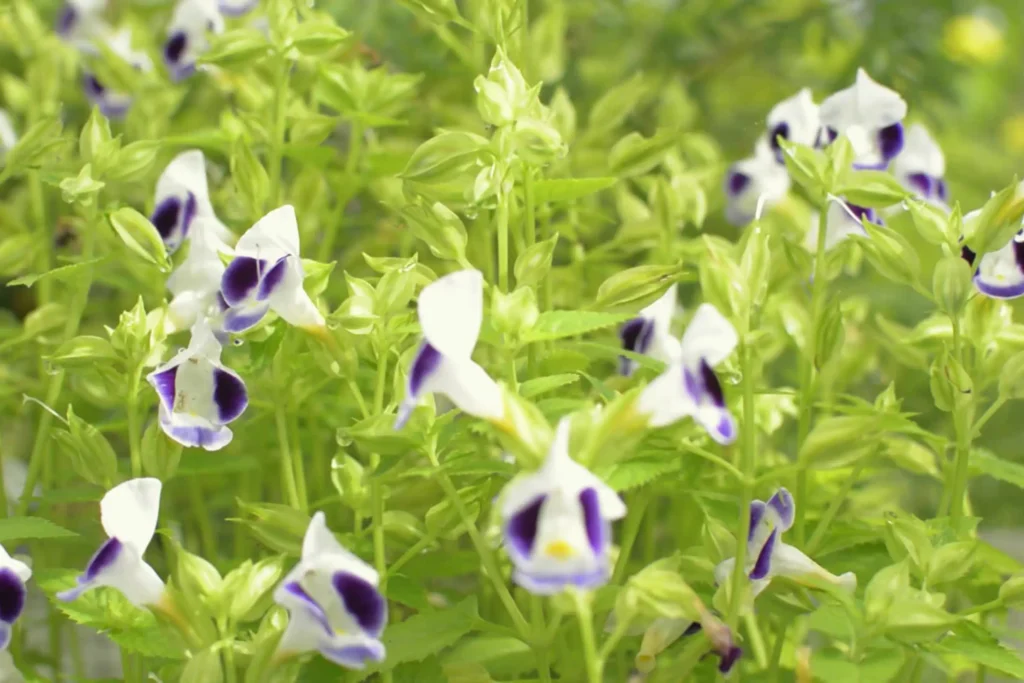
[531,595,552,683]
[972,397,1006,439]
[571,590,602,683]
[318,121,363,262]
[794,199,831,543]
[425,441,530,638]
[385,534,434,577]
[727,336,758,629]
[127,366,143,478]
[612,488,652,583]
[274,405,301,510]
[949,314,974,533]
[958,598,1003,617]
[498,188,510,292]
[268,57,290,209]
[806,455,870,555]
[767,625,788,682]
[188,480,217,560]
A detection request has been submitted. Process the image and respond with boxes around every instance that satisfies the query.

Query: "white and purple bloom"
[805,199,879,252]
[499,418,626,595]
[766,88,821,162]
[714,488,856,597]
[724,137,791,226]
[56,0,107,49]
[893,124,948,205]
[273,512,387,669]
[637,615,741,676]
[151,150,233,255]
[81,28,152,120]
[57,478,167,608]
[0,544,30,650]
[166,227,228,334]
[146,319,248,451]
[395,269,505,429]
[636,304,738,444]
[818,69,907,170]
[619,285,680,376]
[163,0,225,81]
[219,205,325,334]
[960,210,1024,299]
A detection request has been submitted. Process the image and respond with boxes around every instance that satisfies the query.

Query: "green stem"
[794,197,831,543]
[767,625,788,682]
[425,441,530,638]
[612,488,652,583]
[949,314,974,533]
[531,596,552,683]
[289,409,308,511]
[318,121,363,262]
[727,336,758,629]
[497,189,510,292]
[274,405,301,510]
[127,366,143,478]
[18,199,99,515]
[267,57,290,209]
[971,396,1005,439]
[188,480,217,561]
[385,534,435,577]
[571,591,601,683]
[959,598,1003,617]
[806,455,870,555]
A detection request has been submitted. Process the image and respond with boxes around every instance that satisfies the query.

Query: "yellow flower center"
[544,540,574,559]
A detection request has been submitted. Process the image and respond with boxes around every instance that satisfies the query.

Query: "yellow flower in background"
[1002,115,1024,154]
[943,14,1005,64]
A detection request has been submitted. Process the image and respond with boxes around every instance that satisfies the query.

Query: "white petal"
[235,205,300,261]
[0,111,16,152]
[725,141,791,226]
[266,259,325,329]
[893,123,944,177]
[423,357,504,423]
[769,543,855,591]
[156,150,210,209]
[713,557,770,597]
[276,605,324,656]
[417,270,484,358]
[0,545,30,583]
[103,27,151,71]
[679,304,738,368]
[638,286,682,366]
[767,88,820,147]
[99,549,166,607]
[185,318,224,362]
[167,233,225,298]
[636,364,698,428]
[819,68,907,135]
[300,512,379,584]
[806,202,868,252]
[101,478,162,553]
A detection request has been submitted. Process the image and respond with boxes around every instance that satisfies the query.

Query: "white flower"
[146,319,248,451]
[618,285,681,376]
[723,137,791,226]
[961,210,1024,299]
[499,418,626,595]
[766,88,821,160]
[805,199,878,252]
[58,478,167,608]
[395,269,504,429]
[893,124,947,204]
[714,488,855,597]
[163,0,225,81]
[56,0,108,49]
[81,28,152,120]
[151,149,234,255]
[636,304,738,444]
[819,68,907,169]
[0,110,16,155]
[219,205,325,334]
[273,512,386,669]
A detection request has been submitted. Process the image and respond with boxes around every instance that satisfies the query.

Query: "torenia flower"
[82,28,152,120]
[166,227,228,334]
[724,138,791,226]
[819,69,907,169]
[960,212,1024,299]
[0,544,30,650]
[636,304,738,444]
[146,319,248,451]
[0,110,16,155]
[56,0,107,48]
[499,419,626,594]
[766,88,821,162]
[273,512,386,669]
[714,489,856,597]
[219,205,325,334]
[151,150,233,255]
[893,124,948,204]
[58,478,168,608]
[619,285,680,376]
[805,199,879,252]
[164,0,225,81]
[395,269,504,429]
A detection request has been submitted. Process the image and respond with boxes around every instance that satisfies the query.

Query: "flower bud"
[491,287,539,337]
[330,454,368,513]
[473,48,530,127]
[512,118,565,166]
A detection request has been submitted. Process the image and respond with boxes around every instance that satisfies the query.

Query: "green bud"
[608,130,677,178]
[837,170,909,209]
[864,561,910,623]
[884,597,957,643]
[229,556,287,622]
[108,206,169,270]
[549,87,576,144]
[59,164,105,205]
[141,421,183,481]
[176,546,222,603]
[595,263,681,312]
[425,494,480,540]
[739,224,771,310]
[777,138,827,201]
[290,18,350,57]
[3,117,63,177]
[236,501,310,556]
[53,406,118,488]
[402,200,468,263]
[926,541,975,584]
[105,140,160,183]
[181,647,223,683]
[858,221,922,289]
[331,454,368,512]
[491,286,539,337]
[514,234,558,287]
[335,274,378,335]
[932,255,973,316]
[824,135,855,189]
[108,297,148,362]
[402,131,489,194]
[49,335,119,368]
[375,267,417,316]
[814,303,845,369]
[78,107,116,169]
[964,179,1024,257]
[929,352,956,412]
[998,574,1024,607]
[511,118,565,166]
[473,47,531,127]
[906,199,949,246]
[882,512,932,573]
[799,415,878,464]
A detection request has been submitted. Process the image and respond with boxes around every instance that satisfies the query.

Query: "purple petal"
[767,488,795,531]
[619,317,655,375]
[85,537,122,582]
[725,170,750,197]
[151,197,181,242]
[56,4,77,36]
[282,581,332,636]
[749,529,777,581]
[768,122,789,162]
[408,342,442,399]
[213,368,248,423]
[579,487,606,555]
[819,127,838,147]
[256,256,289,301]
[512,565,608,595]
[973,272,1024,299]
[710,412,737,445]
[747,500,766,542]
[333,572,387,637]
[683,368,701,404]
[0,569,25,624]
[718,646,743,674]
[906,173,933,198]
[699,360,725,407]
[221,256,266,307]
[164,32,188,69]
[321,640,385,669]
[505,495,544,559]
[160,417,232,451]
[878,123,905,163]
[223,302,270,333]
[846,203,878,225]
[960,244,976,267]
[149,366,177,410]
[684,621,703,637]
[937,179,949,202]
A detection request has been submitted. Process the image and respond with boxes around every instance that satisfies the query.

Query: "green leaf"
[608,130,678,178]
[108,207,169,270]
[971,447,1024,489]
[521,311,631,342]
[837,170,910,208]
[532,177,616,204]
[932,634,1024,678]
[603,457,683,492]
[0,516,76,542]
[380,597,478,667]
[7,257,107,288]
[519,373,579,398]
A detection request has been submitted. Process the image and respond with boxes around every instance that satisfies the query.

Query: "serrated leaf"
[380,597,478,667]
[532,177,616,204]
[0,516,77,542]
[519,374,579,398]
[7,257,107,288]
[971,448,1024,489]
[521,311,631,342]
[932,634,1024,678]
[602,457,683,492]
